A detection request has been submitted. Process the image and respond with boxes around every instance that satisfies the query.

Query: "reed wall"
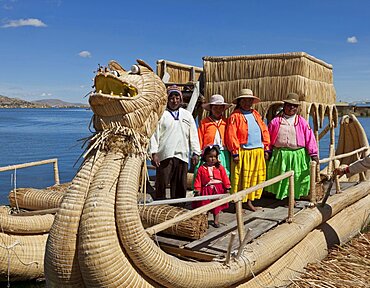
[203,52,336,105]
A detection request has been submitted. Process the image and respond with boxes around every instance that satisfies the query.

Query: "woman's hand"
[333,166,349,177]
[151,153,160,168]
[233,155,239,164]
[310,155,319,164]
[191,154,199,166]
[264,151,270,160]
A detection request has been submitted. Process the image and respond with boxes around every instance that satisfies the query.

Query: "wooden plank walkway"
[152,181,359,260]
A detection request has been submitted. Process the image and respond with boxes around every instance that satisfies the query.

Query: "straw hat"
[283,92,301,106]
[232,88,260,104]
[202,94,232,111]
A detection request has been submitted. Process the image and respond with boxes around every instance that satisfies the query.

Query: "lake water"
[0,108,94,205]
[1,108,370,287]
[1,109,370,205]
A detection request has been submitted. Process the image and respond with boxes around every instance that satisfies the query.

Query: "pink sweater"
[268,115,318,156]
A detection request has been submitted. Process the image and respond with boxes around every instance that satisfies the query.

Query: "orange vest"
[198,116,227,149]
[225,109,270,155]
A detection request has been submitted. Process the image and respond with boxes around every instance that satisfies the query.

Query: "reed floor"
[153,182,357,261]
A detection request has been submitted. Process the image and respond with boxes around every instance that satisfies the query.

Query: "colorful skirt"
[193,150,231,188]
[266,147,311,200]
[230,148,265,202]
[192,182,229,215]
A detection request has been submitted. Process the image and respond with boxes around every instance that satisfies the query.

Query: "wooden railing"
[145,171,295,244]
[0,158,60,185]
[309,146,370,203]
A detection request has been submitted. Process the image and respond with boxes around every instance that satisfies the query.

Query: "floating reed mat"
[290,230,370,288]
[139,204,208,240]
[8,183,70,210]
[203,52,336,105]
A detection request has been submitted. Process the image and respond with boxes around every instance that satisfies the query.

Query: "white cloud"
[2,18,47,28]
[3,4,13,10]
[78,51,92,58]
[347,36,358,44]
[41,92,52,97]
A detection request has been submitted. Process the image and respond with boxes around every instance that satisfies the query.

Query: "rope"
[12,168,20,213]
[0,239,39,287]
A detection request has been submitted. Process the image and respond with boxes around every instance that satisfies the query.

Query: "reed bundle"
[203,52,336,106]
[8,185,206,240]
[156,59,203,84]
[8,184,69,210]
[139,204,208,240]
[290,230,370,288]
[0,205,54,234]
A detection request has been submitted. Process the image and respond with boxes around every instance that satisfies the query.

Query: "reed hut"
[202,52,337,126]
[202,52,342,190]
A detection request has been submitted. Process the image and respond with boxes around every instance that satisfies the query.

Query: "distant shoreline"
[0,106,89,109]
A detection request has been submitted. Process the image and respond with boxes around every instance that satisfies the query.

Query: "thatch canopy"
[203,52,337,126]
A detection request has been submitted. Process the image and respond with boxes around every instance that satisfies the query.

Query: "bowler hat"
[283,93,301,106]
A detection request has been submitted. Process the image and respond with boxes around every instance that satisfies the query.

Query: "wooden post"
[314,130,321,178]
[225,232,236,265]
[287,173,295,223]
[190,67,195,83]
[328,144,334,174]
[330,121,335,148]
[235,200,245,244]
[309,160,317,204]
[236,228,252,259]
[333,160,341,193]
[53,159,60,185]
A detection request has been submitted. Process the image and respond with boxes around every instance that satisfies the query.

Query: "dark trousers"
[155,157,188,199]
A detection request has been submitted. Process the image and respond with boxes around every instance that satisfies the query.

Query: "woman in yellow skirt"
[225,89,270,211]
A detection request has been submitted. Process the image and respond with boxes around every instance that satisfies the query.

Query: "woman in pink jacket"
[266,93,318,200]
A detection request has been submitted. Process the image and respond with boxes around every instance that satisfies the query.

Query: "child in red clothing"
[193,145,231,228]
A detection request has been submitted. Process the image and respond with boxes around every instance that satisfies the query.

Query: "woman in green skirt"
[266,93,319,200]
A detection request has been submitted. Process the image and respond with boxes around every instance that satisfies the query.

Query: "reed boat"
[1,53,369,287]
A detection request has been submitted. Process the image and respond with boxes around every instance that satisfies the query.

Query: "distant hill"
[0,95,88,108]
[0,95,48,108]
[32,99,88,108]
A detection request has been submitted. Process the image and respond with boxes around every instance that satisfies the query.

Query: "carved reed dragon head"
[87,59,167,155]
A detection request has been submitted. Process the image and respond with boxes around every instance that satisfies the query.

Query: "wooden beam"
[320,146,369,164]
[159,244,215,262]
[13,208,59,217]
[318,123,330,140]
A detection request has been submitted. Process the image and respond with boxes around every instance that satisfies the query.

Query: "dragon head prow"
[88,59,167,151]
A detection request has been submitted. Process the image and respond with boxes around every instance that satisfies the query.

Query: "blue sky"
[0,0,369,104]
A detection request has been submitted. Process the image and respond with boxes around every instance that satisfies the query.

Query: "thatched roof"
[203,52,337,126]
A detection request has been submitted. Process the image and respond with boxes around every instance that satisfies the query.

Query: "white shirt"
[149,108,201,163]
